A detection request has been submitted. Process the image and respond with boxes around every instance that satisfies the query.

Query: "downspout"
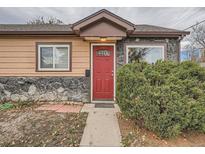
[177,34,186,62]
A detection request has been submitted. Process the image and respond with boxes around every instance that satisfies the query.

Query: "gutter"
[0,31,76,35]
[129,31,190,38]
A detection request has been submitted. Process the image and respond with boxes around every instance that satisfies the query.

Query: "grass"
[0,102,14,111]
[0,101,35,111]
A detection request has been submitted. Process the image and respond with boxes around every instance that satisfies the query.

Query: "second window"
[126,45,165,64]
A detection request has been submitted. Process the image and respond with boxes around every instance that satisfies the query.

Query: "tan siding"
[0,62,89,69]
[0,36,90,76]
[0,58,34,63]
[0,46,35,51]
[73,57,89,63]
[0,63,35,69]
[0,52,35,57]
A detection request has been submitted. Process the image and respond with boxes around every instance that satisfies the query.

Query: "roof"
[73,9,135,28]
[0,9,189,37]
[133,24,189,35]
[0,24,74,34]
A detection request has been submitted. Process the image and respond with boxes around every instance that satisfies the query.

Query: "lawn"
[0,103,88,147]
[117,113,205,147]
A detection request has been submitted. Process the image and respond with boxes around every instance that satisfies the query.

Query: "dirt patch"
[117,113,205,147]
[0,106,88,147]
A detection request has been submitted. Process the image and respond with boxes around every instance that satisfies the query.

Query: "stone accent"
[116,37,180,68]
[0,77,90,103]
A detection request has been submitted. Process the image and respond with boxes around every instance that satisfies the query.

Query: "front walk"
[80,104,121,147]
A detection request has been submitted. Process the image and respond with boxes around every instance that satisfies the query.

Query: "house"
[0,9,189,103]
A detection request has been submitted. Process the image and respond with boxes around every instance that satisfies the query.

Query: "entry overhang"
[84,36,122,41]
[72,9,135,37]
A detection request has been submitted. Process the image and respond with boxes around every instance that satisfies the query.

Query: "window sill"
[36,69,71,72]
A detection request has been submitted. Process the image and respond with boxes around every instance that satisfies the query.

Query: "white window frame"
[38,44,70,71]
[126,45,165,63]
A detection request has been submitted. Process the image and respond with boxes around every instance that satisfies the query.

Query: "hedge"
[116,61,205,138]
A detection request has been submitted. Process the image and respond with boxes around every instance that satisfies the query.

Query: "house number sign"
[96,50,111,56]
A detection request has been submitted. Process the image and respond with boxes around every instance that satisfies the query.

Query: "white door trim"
[90,43,116,103]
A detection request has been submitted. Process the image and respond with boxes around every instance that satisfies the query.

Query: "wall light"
[100,37,107,42]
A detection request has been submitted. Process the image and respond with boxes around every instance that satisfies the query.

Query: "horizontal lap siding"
[0,37,90,76]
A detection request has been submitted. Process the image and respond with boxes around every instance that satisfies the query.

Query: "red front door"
[93,45,114,100]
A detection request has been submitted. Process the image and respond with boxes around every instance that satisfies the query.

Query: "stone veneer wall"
[0,77,90,103]
[116,37,180,68]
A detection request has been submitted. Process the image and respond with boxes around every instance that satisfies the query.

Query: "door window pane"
[96,50,111,56]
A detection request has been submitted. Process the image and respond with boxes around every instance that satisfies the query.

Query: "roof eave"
[129,31,190,37]
[0,31,75,35]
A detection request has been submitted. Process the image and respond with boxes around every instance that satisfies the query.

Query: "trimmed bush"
[117,61,205,138]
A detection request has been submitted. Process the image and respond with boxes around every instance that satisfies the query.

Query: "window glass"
[127,46,164,64]
[55,47,68,69]
[40,47,53,68]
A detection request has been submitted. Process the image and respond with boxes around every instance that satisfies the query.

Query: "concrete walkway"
[80,104,121,147]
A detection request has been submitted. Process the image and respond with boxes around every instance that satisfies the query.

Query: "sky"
[0,7,205,30]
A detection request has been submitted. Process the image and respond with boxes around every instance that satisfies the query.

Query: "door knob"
[112,70,114,76]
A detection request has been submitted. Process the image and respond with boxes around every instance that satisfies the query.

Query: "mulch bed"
[0,105,88,147]
[117,113,205,147]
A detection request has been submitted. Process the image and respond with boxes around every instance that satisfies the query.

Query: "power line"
[172,9,200,29]
[183,19,205,30]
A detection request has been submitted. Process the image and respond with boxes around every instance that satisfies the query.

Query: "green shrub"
[117,61,205,138]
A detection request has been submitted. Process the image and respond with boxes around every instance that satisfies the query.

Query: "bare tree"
[27,16,64,25]
[185,22,205,62]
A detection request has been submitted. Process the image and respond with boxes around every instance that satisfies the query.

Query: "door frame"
[90,43,116,103]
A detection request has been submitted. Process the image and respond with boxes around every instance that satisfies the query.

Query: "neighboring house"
[180,48,201,62]
[180,49,190,61]
[180,41,205,64]
[0,9,189,103]
[180,48,205,68]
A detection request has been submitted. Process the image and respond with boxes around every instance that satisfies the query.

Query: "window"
[96,50,111,56]
[38,44,70,71]
[126,45,165,64]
